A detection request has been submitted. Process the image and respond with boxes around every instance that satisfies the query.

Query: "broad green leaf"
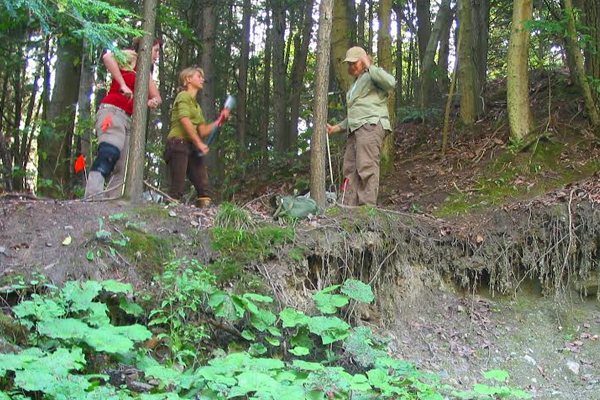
[267,326,282,337]
[473,384,507,396]
[305,390,326,400]
[350,374,372,391]
[250,309,276,331]
[0,348,45,375]
[38,318,90,340]
[244,357,284,370]
[84,327,135,354]
[112,324,152,342]
[85,302,110,327]
[319,285,341,294]
[280,308,308,328]
[209,291,242,320]
[291,327,313,349]
[307,316,350,345]
[140,393,184,400]
[341,279,374,303]
[86,250,95,261]
[0,392,10,400]
[241,330,256,341]
[312,292,348,314]
[119,297,144,317]
[243,293,274,303]
[249,343,268,356]
[265,337,280,346]
[101,280,132,294]
[12,296,65,322]
[62,281,102,311]
[236,371,278,393]
[289,346,310,356]
[292,360,324,371]
[483,369,509,382]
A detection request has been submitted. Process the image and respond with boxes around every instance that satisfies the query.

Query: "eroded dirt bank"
[1,197,600,398]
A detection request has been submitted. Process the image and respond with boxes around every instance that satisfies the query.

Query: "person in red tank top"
[84,37,162,200]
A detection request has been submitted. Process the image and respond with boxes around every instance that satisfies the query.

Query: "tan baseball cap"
[343,46,366,63]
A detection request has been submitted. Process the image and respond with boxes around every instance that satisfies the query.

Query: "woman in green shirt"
[164,67,230,206]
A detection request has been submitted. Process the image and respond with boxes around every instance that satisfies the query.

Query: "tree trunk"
[582,0,600,80]
[457,0,478,125]
[289,0,315,148]
[311,0,334,210]
[367,0,374,54]
[346,0,357,46]
[420,0,452,107]
[378,0,395,176]
[563,0,600,126]
[437,6,453,94]
[416,0,432,64]
[393,3,404,109]
[37,38,81,197]
[472,0,490,114]
[124,0,157,202]
[238,0,251,158]
[76,41,96,164]
[260,6,272,159]
[273,0,287,152]
[507,0,534,141]
[332,0,353,93]
[357,0,366,48]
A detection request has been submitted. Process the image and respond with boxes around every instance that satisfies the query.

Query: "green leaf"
[62,281,103,311]
[241,330,256,341]
[265,337,280,346]
[243,293,274,303]
[236,371,278,394]
[483,369,509,382]
[341,279,374,303]
[250,309,276,331]
[0,392,10,400]
[312,292,349,314]
[280,308,308,328]
[307,316,350,345]
[292,360,324,371]
[249,343,268,356]
[119,297,144,317]
[86,250,95,261]
[289,346,310,356]
[108,212,128,221]
[37,318,90,340]
[267,326,282,337]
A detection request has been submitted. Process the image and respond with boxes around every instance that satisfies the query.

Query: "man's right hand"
[326,123,340,134]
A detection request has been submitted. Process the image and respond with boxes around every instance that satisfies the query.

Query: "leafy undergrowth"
[0,261,531,400]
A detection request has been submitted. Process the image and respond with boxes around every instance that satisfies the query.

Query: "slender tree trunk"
[332,0,353,93]
[260,7,273,159]
[582,0,600,80]
[438,6,453,93]
[393,3,404,109]
[358,0,366,48]
[289,0,315,148]
[420,0,452,107]
[378,0,395,176]
[457,0,478,125]
[273,0,287,152]
[238,0,251,158]
[37,38,81,196]
[472,0,490,114]
[416,0,432,64]
[563,0,600,126]
[311,0,334,210]
[507,0,534,140]
[76,41,96,164]
[367,0,374,53]
[124,0,157,201]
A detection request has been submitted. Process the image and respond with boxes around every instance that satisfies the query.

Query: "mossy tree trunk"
[582,0,600,81]
[311,0,334,210]
[331,0,352,94]
[507,0,533,141]
[124,0,157,202]
[457,0,478,126]
[563,0,600,127]
[378,0,395,176]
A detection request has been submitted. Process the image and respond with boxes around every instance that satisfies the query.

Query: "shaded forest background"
[1,0,600,202]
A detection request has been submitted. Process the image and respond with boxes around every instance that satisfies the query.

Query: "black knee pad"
[91,142,121,178]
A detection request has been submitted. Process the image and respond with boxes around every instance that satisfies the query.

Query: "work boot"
[195,196,212,208]
[84,171,105,200]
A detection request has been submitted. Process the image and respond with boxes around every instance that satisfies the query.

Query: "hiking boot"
[84,171,105,200]
[195,196,212,208]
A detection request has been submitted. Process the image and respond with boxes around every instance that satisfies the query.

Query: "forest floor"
[2,71,600,399]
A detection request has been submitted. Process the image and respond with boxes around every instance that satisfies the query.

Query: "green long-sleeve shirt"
[338,65,396,133]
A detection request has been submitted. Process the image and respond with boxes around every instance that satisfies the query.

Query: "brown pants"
[342,123,385,206]
[164,138,209,200]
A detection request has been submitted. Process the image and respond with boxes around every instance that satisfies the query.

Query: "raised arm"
[102,49,137,96]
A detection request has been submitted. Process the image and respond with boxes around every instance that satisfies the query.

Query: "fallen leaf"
[62,236,72,246]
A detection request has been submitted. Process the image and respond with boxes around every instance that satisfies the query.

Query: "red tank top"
[100,68,137,115]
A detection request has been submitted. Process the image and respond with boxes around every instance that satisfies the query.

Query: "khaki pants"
[84,105,131,200]
[342,123,385,206]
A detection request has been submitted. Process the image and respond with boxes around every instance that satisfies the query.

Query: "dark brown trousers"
[164,138,209,199]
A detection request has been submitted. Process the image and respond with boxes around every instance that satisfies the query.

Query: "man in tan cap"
[327,46,396,206]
